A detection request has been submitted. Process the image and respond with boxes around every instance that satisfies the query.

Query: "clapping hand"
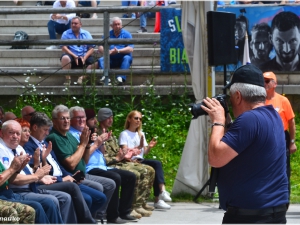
[40,175,57,185]
[148,137,157,148]
[10,152,31,173]
[33,147,41,169]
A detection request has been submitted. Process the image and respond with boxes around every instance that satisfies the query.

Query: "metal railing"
[0,5,187,86]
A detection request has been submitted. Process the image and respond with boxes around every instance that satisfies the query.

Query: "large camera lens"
[189,94,228,119]
[189,102,208,119]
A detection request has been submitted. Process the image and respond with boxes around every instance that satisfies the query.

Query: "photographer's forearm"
[208,128,238,168]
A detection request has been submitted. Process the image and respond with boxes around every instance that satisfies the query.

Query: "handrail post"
[103,11,110,86]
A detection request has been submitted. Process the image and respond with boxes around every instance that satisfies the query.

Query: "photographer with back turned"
[201,64,288,224]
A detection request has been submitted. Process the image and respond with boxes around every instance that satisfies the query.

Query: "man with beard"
[261,11,300,71]
[250,23,273,69]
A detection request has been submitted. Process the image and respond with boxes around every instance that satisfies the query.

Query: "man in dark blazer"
[23,111,107,223]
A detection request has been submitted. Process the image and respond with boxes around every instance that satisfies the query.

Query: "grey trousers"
[47,190,76,223]
[14,191,64,223]
[38,181,96,223]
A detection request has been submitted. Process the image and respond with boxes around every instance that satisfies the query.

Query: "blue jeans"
[0,189,50,224]
[121,1,138,6]
[98,55,133,81]
[16,191,64,224]
[79,0,100,6]
[47,20,71,39]
[79,184,107,217]
[140,12,155,28]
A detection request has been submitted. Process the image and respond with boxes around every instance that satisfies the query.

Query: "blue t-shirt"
[108,29,134,60]
[61,28,95,56]
[68,126,110,173]
[219,105,288,210]
[86,149,107,173]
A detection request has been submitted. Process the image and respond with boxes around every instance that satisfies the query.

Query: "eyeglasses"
[72,116,86,121]
[25,112,35,117]
[133,117,142,121]
[264,79,272,84]
[55,117,70,121]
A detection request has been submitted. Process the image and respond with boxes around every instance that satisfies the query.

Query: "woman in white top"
[119,110,172,209]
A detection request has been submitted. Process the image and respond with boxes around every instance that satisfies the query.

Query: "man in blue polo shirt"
[201,64,288,224]
[98,17,134,85]
[60,16,98,85]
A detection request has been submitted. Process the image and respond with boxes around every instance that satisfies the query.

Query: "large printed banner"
[160,8,190,72]
[216,5,300,72]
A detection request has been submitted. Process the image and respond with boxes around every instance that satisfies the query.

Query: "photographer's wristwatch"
[291,139,295,144]
[117,49,120,54]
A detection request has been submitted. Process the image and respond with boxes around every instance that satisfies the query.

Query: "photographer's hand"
[201,97,225,125]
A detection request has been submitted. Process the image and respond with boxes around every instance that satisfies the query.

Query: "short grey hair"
[52,105,69,119]
[72,16,82,24]
[30,112,53,128]
[69,106,85,118]
[230,83,266,103]
[1,120,21,132]
[110,17,122,25]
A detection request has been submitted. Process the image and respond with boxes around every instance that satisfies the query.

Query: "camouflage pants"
[0,199,35,224]
[114,162,155,208]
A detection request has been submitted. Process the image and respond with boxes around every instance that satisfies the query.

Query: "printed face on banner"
[216,5,300,72]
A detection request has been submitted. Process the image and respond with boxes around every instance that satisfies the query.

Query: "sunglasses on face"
[133,117,142,121]
[25,112,35,117]
[264,79,272,84]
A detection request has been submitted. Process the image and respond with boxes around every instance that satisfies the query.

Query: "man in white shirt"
[0,120,64,223]
[46,0,76,50]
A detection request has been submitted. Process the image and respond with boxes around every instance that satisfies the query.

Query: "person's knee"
[61,55,71,68]
[122,55,133,67]
[98,57,104,69]
[128,172,137,183]
[123,55,132,62]
[113,174,122,187]
[82,192,92,207]
[47,20,55,28]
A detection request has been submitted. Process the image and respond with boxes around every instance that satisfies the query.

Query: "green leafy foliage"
[290,112,300,203]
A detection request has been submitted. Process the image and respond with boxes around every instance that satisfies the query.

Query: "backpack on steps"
[11,31,29,49]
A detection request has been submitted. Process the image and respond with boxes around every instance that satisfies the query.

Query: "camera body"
[190,94,228,119]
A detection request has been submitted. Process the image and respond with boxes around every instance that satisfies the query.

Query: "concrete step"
[0,32,160,49]
[0,84,193,96]
[0,72,191,87]
[0,18,155,33]
[0,12,138,19]
[0,48,161,67]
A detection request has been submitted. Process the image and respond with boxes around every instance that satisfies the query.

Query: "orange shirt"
[265,92,295,131]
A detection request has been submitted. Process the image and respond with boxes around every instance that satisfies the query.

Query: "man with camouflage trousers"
[97,108,155,219]
[0,199,35,224]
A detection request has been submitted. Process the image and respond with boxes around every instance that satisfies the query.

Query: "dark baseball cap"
[223,64,264,89]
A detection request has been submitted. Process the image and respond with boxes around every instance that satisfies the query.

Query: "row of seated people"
[21,0,176,44]
[44,1,164,86]
[14,0,101,18]
[0,105,171,223]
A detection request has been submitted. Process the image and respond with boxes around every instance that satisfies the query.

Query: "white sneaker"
[99,76,111,85]
[159,190,172,202]
[116,77,123,85]
[154,200,171,209]
[46,45,59,50]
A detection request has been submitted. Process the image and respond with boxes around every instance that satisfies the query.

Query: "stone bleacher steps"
[0,1,191,95]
